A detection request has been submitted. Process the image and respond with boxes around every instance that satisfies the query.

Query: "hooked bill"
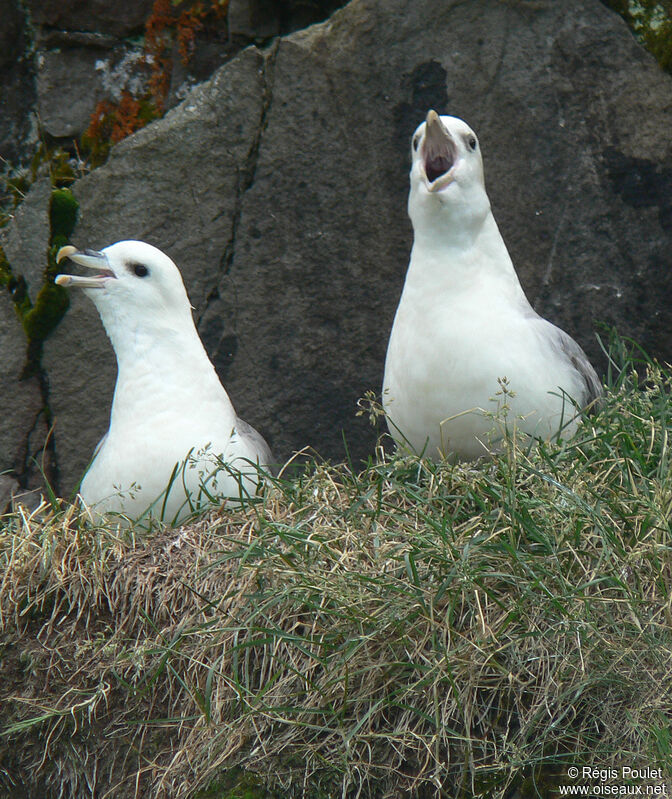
[422,110,457,189]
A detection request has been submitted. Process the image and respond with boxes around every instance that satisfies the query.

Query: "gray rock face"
[5,0,672,494]
[0,0,36,164]
[36,48,108,139]
[25,0,155,39]
[0,292,50,492]
[228,0,281,41]
[3,178,52,303]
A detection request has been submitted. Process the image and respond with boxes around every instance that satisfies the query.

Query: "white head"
[408,111,491,244]
[56,240,196,356]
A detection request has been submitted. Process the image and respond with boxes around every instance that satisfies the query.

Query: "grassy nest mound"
[1,344,671,798]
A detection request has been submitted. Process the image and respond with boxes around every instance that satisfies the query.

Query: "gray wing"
[76,431,107,492]
[546,323,603,409]
[91,432,108,460]
[234,417,276,475]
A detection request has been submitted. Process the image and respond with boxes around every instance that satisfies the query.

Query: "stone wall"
[2,0,672,498]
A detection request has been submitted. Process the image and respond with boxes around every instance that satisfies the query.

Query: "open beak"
[422,110,457,192]
[55,245,117,289]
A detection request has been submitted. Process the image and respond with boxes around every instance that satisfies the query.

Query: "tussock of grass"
[1,341,672,798]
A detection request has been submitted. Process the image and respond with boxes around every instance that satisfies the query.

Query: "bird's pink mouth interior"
[422,120,457,188]
[425,152,454,184]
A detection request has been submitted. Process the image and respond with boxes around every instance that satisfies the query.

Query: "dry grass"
[1,341,672,798]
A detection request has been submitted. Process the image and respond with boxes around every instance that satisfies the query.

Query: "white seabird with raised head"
[56,240,273,523]
[383,111,601,460]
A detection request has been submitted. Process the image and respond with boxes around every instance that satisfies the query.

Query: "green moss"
[79,129,112,170]
[49,150,77,188]
[21,281,69,343]
[0,244,11,289]
[137,97,161,125]
[2,142,76,231]
[17,188,79,344]
[49,188,78,244]
[28,144,76,189]
[10,277,32,324]
[1,189,78,361]
[0,244,31,324]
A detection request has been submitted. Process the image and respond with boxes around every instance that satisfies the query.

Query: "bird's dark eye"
[468,136,477,151]
[412,134,420,152]
[129,262,149,278]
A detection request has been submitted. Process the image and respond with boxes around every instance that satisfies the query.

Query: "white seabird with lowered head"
[56,240,273,523]
[383,111,601,460]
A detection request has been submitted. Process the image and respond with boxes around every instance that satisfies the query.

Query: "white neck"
[407,211,531,309]
[99,305,236,430]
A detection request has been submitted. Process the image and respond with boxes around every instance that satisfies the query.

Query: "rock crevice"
[212,40,279,308]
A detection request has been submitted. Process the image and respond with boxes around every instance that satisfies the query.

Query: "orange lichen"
[88,91,145,144]
[177,2,228,64]
[84,91,156,166]
[81,0,229,164]
[110,91,145,142]
[177,5,203,65]
[146,0,229,110]
[145,0,175,113]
